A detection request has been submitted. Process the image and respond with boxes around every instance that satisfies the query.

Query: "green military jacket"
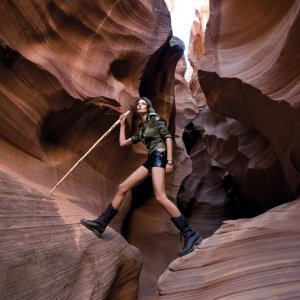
[131,112,172,154]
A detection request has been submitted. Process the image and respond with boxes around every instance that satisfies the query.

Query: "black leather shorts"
[143,150,167,171]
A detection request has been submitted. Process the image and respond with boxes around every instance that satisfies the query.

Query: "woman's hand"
[166,163,173,174]
[119,113,127,126]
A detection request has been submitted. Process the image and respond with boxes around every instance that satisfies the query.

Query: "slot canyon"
[0,0,299,299]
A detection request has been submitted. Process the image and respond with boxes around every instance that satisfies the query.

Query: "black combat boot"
[171,214,203,257]
[80,203,118,237]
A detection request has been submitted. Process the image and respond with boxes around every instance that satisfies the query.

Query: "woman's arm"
[166,137,173,162]
[165,137,173,173]
[119,114,133,147]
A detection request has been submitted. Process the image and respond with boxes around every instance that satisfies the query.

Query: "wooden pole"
[49,111,130,196]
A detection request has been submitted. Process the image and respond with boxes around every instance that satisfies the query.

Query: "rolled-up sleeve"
[155,118,172,140]
[131,134,140,144]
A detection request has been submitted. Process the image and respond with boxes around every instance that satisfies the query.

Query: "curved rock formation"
[202,0,300,107]
[182,0,299,221]
[199,0,300,204]
[0,168,142,299]
[177,1,227,237]
[159,0,300,299]
[187,5,207,108]
[2,0,299,299]
[0,0,185,298]
[199,72,297,210]
[158,198,300,299]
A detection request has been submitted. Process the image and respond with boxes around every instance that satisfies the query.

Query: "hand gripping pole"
[49,111,130,196]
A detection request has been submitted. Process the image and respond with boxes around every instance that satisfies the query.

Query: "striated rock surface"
[181,0,300,222]
[158,198,300,299]
[0,0,185,299]
[187,4,208,108]
[199,72,297,212]
[2,0,299,299]
[198,0,300,205]
[158,0,300,299]
[0,0,174,211]
[177,2,227,238]
[201,0,300,107]
[0,169,142,299]
[0,0,171,100]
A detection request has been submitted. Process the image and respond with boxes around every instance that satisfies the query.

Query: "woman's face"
[136,99,148,114]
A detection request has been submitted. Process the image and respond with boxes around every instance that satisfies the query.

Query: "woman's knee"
[154,193,168,204]
[117,182,129,195]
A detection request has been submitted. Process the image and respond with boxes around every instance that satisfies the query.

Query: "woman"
[80,97,202,256]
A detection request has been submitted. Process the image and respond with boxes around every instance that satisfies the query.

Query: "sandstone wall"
[159,0,300,299]
[159,198,300,299]
[0,1,185,298]
[1,0,300,299]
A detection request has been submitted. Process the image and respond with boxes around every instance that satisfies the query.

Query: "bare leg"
[151,167,203,257]
[111,165,150,209]
[151,167,181,217]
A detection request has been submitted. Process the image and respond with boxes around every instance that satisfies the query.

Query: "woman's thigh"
[151,167,166,196]
[120,165,150,191]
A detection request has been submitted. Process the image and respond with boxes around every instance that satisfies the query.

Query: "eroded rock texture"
[2,0,300,299]
[158,198,300,299]
[0,170,142,299]
[179,0,300,223]
[159,0,300,299]
[177,0,227,239]
[0,0,186,298]
[199,0,300,210]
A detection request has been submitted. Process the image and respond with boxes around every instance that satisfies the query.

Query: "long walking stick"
[49,111,130,196]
